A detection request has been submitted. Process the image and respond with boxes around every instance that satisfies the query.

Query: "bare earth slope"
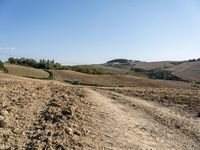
[0,74,199,149]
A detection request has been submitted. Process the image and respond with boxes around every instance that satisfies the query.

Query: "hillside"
[91,64,128,75]
[103,59,200,82]
[4,64,49,79]
[54,70,192,88]
[167,61,200,82]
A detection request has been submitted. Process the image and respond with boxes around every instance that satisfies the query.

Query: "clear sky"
[0,0,200,64]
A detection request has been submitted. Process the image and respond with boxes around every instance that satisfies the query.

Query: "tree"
[8,57,16,64]
[7,57,61,69]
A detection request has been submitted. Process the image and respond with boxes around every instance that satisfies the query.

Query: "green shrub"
[71,79,80,85]
[129,68,184,81]
[0,61,8,73]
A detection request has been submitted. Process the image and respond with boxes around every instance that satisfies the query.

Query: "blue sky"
[0,0,200,64]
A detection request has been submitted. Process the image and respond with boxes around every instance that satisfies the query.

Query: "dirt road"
[83,88,200,150]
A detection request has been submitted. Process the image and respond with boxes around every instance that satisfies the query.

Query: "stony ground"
[0,74,199,150]
[0,77,88,149]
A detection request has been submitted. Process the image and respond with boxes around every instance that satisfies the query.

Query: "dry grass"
[132,61,175,70]
[91,64,128,75]
[54,70,192,88]
[167,61,200,82]
[5,64,49,79]
[105,61,200,82]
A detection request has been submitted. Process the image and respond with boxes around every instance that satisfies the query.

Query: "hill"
[167,61,200,82]
[54,70,192,88]
[102,59,200,82]
[4,64,49,79]
[88,64,128,75]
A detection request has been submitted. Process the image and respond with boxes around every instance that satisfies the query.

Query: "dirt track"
[0,74,199,149]
[83,89,200,150]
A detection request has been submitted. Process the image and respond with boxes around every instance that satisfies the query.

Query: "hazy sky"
[0,0,200,64]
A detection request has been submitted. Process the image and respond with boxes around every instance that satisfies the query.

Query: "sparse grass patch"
[5,64,49,79]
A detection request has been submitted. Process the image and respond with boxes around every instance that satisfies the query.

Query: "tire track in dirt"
[83,88,200,150]
[96,89,200,144]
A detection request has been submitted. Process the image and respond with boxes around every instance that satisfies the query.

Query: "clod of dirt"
[197,112,200,118]
[48,99,61,107]
[0,144,10,150]
[0,110,9,116]
[65,127,73,135]
[61,107,74,117]
[0,115,5,128]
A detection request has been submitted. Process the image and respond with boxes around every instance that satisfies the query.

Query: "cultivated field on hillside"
[5,64,49,79]
[54,70,192,88]
[168,61,200,82]
[103,60,200,82]
[91,64,128,74]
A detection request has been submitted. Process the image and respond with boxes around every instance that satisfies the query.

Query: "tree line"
[7,57,61,69]
[188,58,200,62]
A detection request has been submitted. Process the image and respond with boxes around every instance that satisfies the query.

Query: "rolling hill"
[102,59,200,82]
[167,61,200,82]
[54,70,191,88]
[5,64,49,79]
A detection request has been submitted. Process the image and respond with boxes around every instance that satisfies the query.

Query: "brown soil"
[98,87,200,117]
[0,76,87,149]
[0,73,199,149]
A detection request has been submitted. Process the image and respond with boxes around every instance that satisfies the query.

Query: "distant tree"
[107,59,131,64]
[8,57,16,64]
[189,59,196,62]
[7,57,61,70]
